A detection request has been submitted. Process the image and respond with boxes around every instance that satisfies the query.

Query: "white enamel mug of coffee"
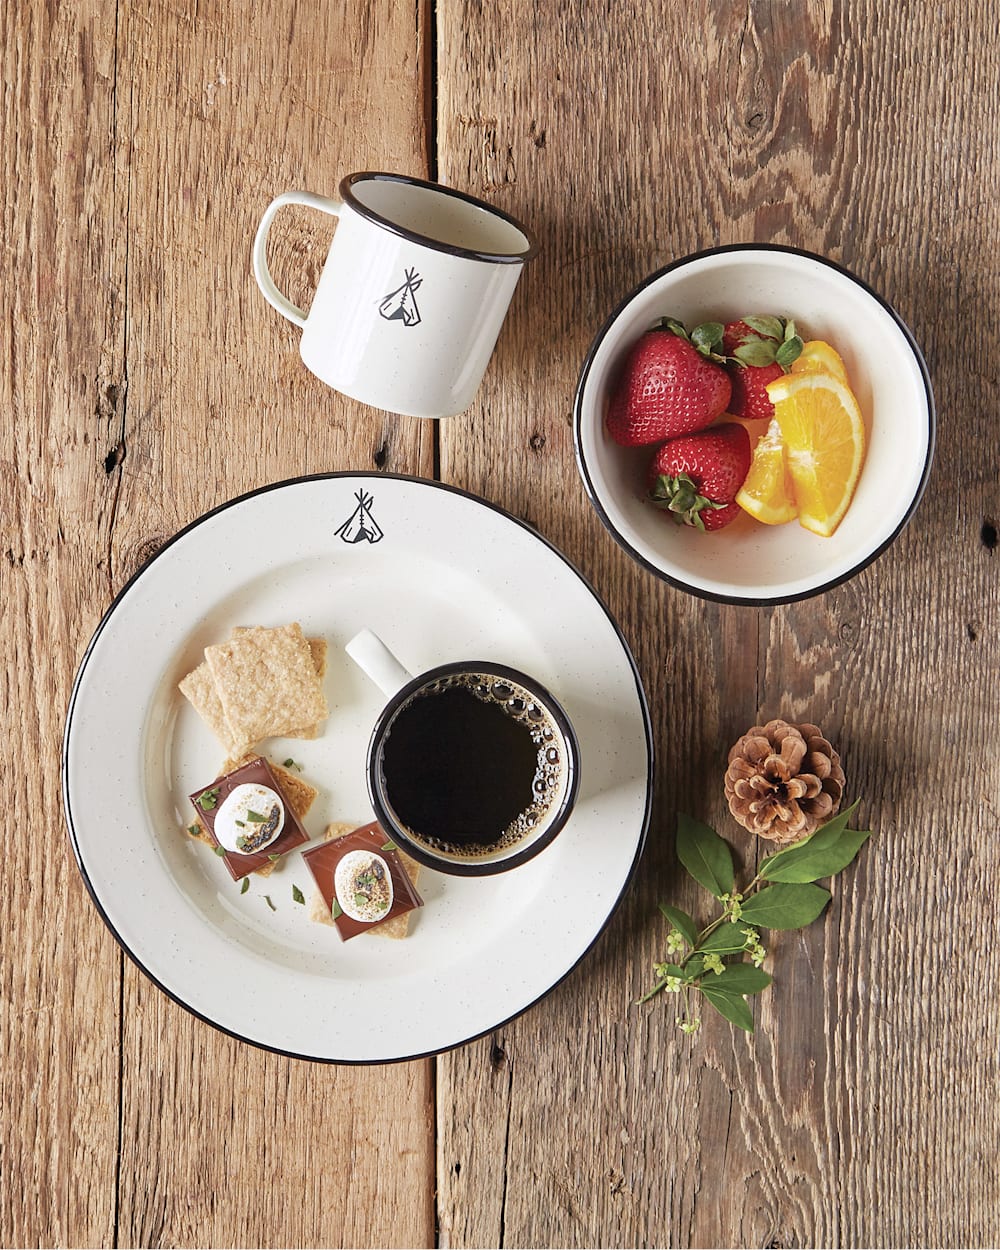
[252,172,538,418]
[345,629,580,877]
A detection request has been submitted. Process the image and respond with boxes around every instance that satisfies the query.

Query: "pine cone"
[724,719,845,844]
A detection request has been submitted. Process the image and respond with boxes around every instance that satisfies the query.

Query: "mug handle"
[346,629,414,699]
[252,190,343,327]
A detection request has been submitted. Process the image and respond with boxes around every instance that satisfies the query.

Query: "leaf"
[660,316,689,341]
[240,878,250,895]
[331,900,343,920]
[691,321,724,354]
[763,828,871,883]
[697,926,752,955]
[265,895,276,911]
[381,839,398,852]
[739,882,831,930]
[700,985,754,1033]
[709,963,772,995]
[775,335,803,367]
[741,315,783,340]
[658,903,698,949]
[676,814,734,898]
[292,884,305,905]
[759,801,863,880]
[733,339,777,367]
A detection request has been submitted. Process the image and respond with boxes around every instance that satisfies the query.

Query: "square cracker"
[204,623,328,753]
[183,755,318,878]
[178,662,235,752]
[180,633,328,753]
[308,823,423,940]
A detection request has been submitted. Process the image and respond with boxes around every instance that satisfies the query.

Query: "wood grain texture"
[435,1,1000,1247]
[5,0,1000,1246]
[1,2,125,1244]
[108,0,436,1245]
[3,0,436,1246]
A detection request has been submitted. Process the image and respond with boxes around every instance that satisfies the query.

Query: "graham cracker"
[308,822,422,940]
[179,632,328,753]
[203,623,328,754]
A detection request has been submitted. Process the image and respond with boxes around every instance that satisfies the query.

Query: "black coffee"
[379,673,565,857]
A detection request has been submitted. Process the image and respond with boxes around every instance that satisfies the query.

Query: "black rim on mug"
[340,171,540,265]
[366,660,580,876]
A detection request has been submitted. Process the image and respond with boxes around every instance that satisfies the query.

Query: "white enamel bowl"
[573,245,935,605]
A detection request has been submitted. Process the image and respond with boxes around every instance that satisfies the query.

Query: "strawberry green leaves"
[644,802,871,1037]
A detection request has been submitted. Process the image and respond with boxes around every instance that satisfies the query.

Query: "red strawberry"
[606,319,732,446]
[728,358,785,421]
[646,423,751,532]
[722,316,803,421]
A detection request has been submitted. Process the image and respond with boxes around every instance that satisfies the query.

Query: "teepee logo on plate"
[378,268,422,327]
[335,491,383,545]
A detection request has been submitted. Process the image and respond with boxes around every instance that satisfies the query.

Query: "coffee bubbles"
[378,671,570,860]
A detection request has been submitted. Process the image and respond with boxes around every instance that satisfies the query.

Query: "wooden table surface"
[4,1,998,1246]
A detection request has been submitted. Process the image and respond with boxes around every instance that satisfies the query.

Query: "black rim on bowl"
[572,242,937,607]
[366,660,581,877]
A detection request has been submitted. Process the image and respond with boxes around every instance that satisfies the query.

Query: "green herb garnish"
[268,853,281,862]
[354,893,369,907]
[240,878,250,895]
[292,884,305,905]
[265,895,276,912]
[381,839,397,851]
[642,802,870,1035]
[196,787,220,811]
[331,900,343,920]
[236,835,250,852]
[187,823,201,837]
[213,845,227,857]
[246,809,267,823]
[282,758,302,771]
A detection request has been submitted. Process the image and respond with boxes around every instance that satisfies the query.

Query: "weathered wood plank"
[435,1,1000,1247]
[0,2,126,1244]
[107,0,435,1243]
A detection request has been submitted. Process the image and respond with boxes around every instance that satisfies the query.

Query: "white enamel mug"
[252,172,538,418]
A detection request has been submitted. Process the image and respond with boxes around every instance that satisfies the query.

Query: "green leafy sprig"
[642,801,869,1034]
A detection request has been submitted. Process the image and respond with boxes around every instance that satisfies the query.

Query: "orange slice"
[735,418,798,525]
[765,373,866,537]
[789,340,849,384]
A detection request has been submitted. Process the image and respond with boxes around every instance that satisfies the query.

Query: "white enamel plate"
[63,474,652,1063]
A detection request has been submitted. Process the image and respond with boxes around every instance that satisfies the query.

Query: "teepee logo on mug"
[379,268,423,327]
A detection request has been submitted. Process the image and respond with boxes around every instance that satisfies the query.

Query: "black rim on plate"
[340,172,539,265]
[572,242,937,607]
[62,472,653,1065]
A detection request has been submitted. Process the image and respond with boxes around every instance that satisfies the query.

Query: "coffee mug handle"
[346,629,414,699]
[252,190,343,327]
